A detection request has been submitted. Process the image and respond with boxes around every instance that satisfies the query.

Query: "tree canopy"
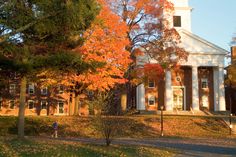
[227,36,236,87]
[0,0,101,138]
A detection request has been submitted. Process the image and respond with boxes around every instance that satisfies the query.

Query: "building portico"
[135,0,228,112]
[136,65,227,112]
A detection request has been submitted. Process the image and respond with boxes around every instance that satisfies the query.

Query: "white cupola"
[169,0,193,32]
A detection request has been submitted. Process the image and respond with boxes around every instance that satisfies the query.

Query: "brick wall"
[144,66,215,111]
[0,77,89,116]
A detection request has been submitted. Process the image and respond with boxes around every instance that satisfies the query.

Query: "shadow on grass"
[191,117,228,135]
[103,117,161,138]
[0,115,232,139]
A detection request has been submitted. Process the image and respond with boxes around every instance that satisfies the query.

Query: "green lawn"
[0,137,175,157]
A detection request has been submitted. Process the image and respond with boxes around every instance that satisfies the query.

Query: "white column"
[213,67,219,111]
[136,84,145,110]
[165,70,173,111]
[192,66,199,110]
[218,66,226,111]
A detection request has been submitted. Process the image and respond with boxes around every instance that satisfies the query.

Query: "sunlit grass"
[0,136,175,157]
[0,115,234,139]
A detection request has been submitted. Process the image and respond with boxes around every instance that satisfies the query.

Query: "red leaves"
[144,63,164,80]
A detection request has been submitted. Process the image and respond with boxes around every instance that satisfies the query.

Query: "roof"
[178,29,229,55]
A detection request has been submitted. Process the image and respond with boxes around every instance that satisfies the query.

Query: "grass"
[0,115,234,139]
[0,136,175,157]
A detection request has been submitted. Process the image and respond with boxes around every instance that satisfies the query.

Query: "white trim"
[28,83,35,94]
[213,67,219,111]
[179,29,229,54]
[192,66,200,110]
[148,94,156,106]
[201,78,208,89]
[174,7,193,11]
[136,84,146,110]
[148,80,155,88]
[218,67,226,111]
[165,70,173,111]
[41,100,47,110]
[172,86,186,111]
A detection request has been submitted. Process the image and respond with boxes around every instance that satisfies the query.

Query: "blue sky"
[189,0,236,52]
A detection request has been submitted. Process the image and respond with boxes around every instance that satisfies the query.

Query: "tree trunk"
[18,76,27,139]
[74,94,79,115]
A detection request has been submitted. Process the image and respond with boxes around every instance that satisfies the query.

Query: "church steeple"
[169,0,193,32]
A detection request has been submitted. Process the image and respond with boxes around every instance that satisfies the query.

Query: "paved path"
[31,136,236,157]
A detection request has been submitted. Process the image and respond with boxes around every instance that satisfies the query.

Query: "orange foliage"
[108,0,174,47]
[130,63,164,85]
[73,0,131,91]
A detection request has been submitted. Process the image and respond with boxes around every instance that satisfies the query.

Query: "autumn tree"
[0,0,99,138]
[30,0,131,115]
[108,0,188,65]
[106,0,188,107]
[226,36,236,86]
[68,0,131,114]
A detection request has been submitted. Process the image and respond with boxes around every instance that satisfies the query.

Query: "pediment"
[178,29,229,55]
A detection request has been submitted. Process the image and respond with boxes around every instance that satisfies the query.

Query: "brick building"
[0,73,89,116]
[0,0,229,115]
[136,0,228,112]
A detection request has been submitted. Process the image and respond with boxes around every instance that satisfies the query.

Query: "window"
[41,87,48,95]
[58,85,64,94]
[9,100,15,109]
[173,16,181,27]
[148,80,155,88]
[88,91,94,96]
[28,100,35,109]
[0,97,2,109]
[58,101,64,114]
[201,78,208,89]
[28,84,35,94]
[148,95,155,106]
[41,100,47,110]
[9,84,16,94]
[176,76,181,82]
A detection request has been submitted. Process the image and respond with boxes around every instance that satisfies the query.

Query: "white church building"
[136,0,228,112]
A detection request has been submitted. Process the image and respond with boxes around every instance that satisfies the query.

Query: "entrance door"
[201,94,209,108]
[173,87,185,110]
